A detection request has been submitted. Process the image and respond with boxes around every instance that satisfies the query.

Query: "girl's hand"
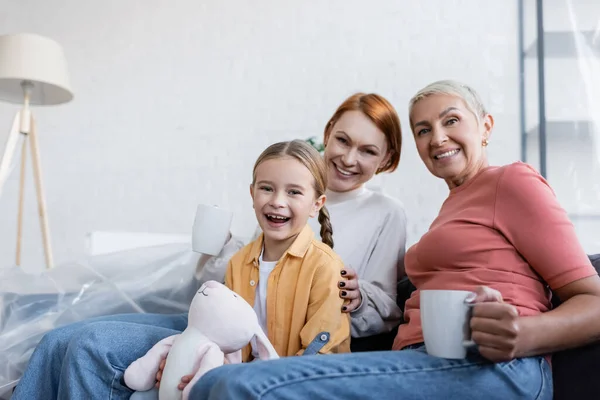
[468,286,524,362]
[154,356,230,390]
[339,267,362,312]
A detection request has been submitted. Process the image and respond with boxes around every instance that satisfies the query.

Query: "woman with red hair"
[315,92,406,351]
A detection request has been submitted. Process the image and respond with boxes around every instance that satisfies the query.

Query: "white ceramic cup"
[420,289,476,359]
[191,204,233,256]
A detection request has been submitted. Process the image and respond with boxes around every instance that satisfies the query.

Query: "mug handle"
[462,302,477,348]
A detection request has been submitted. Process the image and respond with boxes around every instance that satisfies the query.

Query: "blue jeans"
[129,330,336,400]
[11,312,188,400]
[190,345,553,400]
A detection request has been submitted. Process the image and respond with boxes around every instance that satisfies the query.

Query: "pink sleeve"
[493,163,595,289]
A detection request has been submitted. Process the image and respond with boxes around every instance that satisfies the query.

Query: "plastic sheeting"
[521,0,600,254]
[0,243,201,398]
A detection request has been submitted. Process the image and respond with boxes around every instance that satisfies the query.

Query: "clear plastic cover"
[0,244,202,397]
[521,0,600,253]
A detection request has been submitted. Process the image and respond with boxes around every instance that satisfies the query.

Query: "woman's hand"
[339,266,362,313]
[468,286,524,362]
[154,355,230,390]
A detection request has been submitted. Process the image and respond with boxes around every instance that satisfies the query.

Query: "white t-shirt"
[251,249,277,358]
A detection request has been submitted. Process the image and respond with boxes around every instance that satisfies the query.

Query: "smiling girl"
[226,139,351,361]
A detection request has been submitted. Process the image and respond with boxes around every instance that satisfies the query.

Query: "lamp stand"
[0,82,54,268]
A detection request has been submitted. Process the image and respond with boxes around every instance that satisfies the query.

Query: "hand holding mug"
[467,286,523,362]
[420,286,524,361]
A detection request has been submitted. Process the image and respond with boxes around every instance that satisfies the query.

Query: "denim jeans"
[190,344,553,400]
[129,329,337,400]
[11,312,188,400]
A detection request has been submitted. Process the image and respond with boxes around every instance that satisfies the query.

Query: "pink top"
[395,162,596,350]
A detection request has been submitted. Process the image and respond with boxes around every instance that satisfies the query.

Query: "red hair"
[323,93,402,173]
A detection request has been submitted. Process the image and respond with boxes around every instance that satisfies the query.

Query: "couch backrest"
[590,254,600,271]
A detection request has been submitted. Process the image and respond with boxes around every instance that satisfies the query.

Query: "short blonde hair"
[408,80,487,126]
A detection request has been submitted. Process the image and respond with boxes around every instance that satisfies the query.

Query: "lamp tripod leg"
[28,115,54,269]
[16,131,27,266]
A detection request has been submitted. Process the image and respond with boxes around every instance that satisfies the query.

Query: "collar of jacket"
[244,224,315,266]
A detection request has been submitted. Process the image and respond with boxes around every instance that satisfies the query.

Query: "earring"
[482,138,489,147]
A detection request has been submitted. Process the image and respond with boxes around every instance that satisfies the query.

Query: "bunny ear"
[224,350,242,364]
[253,329,279,360]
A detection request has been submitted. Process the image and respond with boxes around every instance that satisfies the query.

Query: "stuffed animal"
[124,280,279,400]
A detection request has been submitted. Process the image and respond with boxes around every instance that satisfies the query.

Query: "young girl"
[147,140,350,394]
[227,139,351,361]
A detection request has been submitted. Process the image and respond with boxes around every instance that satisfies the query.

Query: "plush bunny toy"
[124,280,279,400]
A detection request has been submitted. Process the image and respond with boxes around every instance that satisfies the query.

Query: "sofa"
[2,252,598,399]
[552,254,600,400]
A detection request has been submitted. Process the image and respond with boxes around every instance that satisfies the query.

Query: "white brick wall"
[0,0,534,269]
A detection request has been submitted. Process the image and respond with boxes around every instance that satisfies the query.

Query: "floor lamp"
[0,33,73,268]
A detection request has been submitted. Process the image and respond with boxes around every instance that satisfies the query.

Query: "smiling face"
[324,110,390,192]
[250,156,325,258]
[410,94,493,189]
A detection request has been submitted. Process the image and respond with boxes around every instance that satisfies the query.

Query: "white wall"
[0,0,524,269]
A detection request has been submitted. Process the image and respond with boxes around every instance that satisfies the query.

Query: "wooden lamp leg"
[28,115,54,269]
[15,132,27,266]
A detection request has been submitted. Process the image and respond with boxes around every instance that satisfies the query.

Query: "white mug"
[420,289,476,359]
[191,204,233,256]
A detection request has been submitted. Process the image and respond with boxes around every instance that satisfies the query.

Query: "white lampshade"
[0,33,73,105]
